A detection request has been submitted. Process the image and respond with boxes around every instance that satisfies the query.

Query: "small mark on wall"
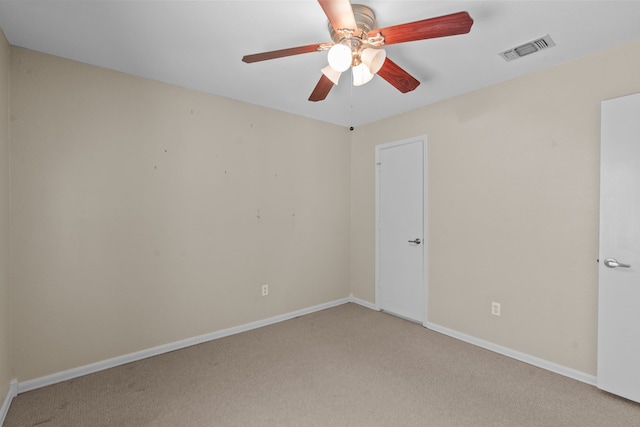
[256,209,261,220]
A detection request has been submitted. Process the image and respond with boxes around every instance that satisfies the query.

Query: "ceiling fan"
[242,0,473,102]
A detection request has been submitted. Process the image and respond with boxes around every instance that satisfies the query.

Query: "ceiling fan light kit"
[352,62,374,86]
[325,4,385,85]
[327,42,353,72]
[360,47,386,74]
[242,0,474,102]
[321,65,342,85]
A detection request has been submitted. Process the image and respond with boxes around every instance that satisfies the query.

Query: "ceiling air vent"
[499,35,556,62]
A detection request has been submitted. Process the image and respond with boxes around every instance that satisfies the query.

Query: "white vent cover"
[499,35,556,62]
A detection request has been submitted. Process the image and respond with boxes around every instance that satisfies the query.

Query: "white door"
[598,92,640,403]
[376,136,426,322]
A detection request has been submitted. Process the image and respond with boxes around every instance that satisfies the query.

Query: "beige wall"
[351,40,640,375]
[10,48,351,381]
[0,29,11,399]
[6,36,640,385]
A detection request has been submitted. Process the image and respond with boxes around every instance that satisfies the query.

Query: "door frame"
[375,135,428,324]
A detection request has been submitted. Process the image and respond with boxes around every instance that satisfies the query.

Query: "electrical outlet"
[262,284,269,296]
[491,302,501,316]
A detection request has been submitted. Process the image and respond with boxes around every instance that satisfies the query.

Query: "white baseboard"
[18,297,351,394]
[15,297,595,397]
[349,302,596,386]
[1,380,17,425]
[349,295,380,311]
[424,321,597,386]
[347,299,596,386]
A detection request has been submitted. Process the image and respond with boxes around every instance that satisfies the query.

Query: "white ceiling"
[1,1,639,127]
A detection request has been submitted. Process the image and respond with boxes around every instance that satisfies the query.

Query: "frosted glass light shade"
[352,63,374,86]
[327,43,352,72]
[360,48,386,74]
[321,65,342,85]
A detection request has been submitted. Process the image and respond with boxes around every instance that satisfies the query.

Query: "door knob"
[603,257,631,268]
[408,238,421,244]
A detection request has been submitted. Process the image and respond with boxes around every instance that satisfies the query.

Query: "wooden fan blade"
[368,11,473,46]
[242,43,324,63]
[309,74,334,102]
[377,58,420,93]
[318,0,358,36]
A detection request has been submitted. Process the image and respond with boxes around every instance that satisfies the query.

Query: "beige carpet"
[4,303,640,426]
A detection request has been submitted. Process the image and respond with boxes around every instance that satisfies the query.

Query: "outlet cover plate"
[491,302,501,316]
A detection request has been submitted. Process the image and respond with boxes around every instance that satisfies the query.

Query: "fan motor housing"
[328,4,377,43]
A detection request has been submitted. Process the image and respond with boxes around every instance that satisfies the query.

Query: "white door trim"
[375,135,428,324]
